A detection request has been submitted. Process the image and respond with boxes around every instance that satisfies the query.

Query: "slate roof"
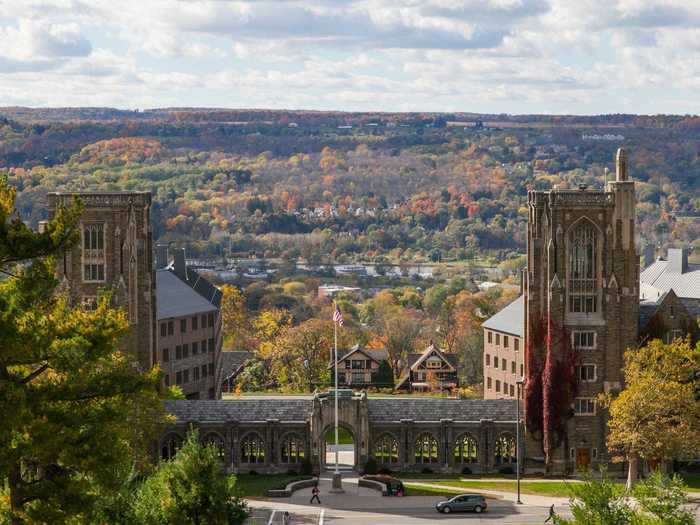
[482,295,524,338]
[333,345,389,365]
[164,399,311,423]
[156,269,219,320]
[641,259,700,300]
[368,398,516,422]
[163,398,516,424]
[220,351,254,381]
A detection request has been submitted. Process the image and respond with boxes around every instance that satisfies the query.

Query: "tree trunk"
[9,461,24,525]
[626,452,639,491]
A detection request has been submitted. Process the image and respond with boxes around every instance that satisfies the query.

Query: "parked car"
[435,494,487,514]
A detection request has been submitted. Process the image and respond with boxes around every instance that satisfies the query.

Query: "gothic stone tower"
[524,148,638,473]
[47,192,156,371]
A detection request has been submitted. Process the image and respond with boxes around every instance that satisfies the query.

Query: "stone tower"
[47,192,156,371]
[524,148,638,473]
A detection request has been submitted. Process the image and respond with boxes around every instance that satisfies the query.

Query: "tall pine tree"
[0,179,163,524]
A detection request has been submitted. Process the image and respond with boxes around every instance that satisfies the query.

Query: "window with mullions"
[374,434,399,464]
[454,434,478,464]
[414,433,439,464]
[240,434,265,463]
[280,434,305,464]
[82,224,105,282]
[568,221,598,314]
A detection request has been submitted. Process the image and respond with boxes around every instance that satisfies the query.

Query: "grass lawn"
[404,480,599,498]
[325,427,354,445]
[233,474,313,497]
[681,473,700,491]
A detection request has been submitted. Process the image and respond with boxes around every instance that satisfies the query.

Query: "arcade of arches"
[161,393,518,473]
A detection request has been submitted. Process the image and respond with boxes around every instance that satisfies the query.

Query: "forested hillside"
[2,109,700,262]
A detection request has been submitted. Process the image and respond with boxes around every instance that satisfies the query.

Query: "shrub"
[248,470,258,476]
[461,466,472,475]
[363,458,378,475]
[421,467,433,474]
[286,469,298,476]
[378,467,393,475]
[499,466,514,475]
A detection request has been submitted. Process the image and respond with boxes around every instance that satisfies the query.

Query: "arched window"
[568,221,598,314]
[374,434,399,464]
[280,434,305,464]
[494,434,516,465]
[454,434,478,463]
[240,433,265,464]
[203,433,225,461]
[161,434,182,461]
[414,433,439,464]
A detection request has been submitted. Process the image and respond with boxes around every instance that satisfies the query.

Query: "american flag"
[333,303,344,326]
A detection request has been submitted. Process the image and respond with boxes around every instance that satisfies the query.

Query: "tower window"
[82,224,105,283]
[568,221,598,314]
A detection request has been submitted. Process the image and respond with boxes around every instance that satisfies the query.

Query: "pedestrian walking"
[310,483,321,504]
[545,504,556,523]
[282,510,290,524]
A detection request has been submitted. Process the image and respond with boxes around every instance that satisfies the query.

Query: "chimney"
[155,243,169,270]
[173,248,187,280]
[615,147,628,181]
[643,243,655,269]
[667,248,688,274]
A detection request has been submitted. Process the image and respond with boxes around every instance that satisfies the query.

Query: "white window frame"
[572,330,597,350]
[574,397,596,416]
[577,364,597,382]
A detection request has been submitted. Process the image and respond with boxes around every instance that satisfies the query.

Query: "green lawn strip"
[325,427,354,445]
[681,473,700,491]
[234,474,313,497]
[409,480,588,498]
[403,483,500,499]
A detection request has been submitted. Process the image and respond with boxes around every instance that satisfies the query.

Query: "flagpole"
[334,300,339,475]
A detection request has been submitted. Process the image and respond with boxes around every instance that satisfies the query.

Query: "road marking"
[318,508,325,525]
[267,509,276,525]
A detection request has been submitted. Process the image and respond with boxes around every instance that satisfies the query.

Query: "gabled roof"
[639,289,691,333]
[641,259,700,300]
[395,344,458,389]
[220,351,254,382]
[482,295,524,338]
[156,269,218,319]
[329,344,388,369]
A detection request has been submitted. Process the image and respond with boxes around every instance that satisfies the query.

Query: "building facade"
[156,247,223,399]
[482,296,524,399]
[330,345,390,388]
[524,148,639,473]
[47,192,156,370]
[160,394,518,475]
[396,344,459,392]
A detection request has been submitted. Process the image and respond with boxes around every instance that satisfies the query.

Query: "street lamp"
[516,377,525,505]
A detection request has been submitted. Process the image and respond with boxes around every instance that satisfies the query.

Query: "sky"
[0,0,699,115]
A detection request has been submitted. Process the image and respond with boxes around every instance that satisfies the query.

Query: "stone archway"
[321,423,357,471]
[309,391,370,472]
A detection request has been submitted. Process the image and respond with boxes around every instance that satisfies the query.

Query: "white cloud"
[0,0,699,113]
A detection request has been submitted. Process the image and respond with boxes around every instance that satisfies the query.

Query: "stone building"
[482,295,524,399]
[160,393,517,474]
[156,247,223,400]
[47,192,156,370]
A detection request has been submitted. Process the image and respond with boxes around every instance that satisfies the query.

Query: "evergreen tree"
[0,179,163,524]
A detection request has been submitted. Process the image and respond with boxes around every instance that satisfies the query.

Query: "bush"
[363,458,378,475]
[300,458,313,476]
[248,470,258,476]
[461,466,472,475]
[378,467,393,475]
[130,430,249,525]
[421,467,433,474]
[498,466,514,475]
[286,469,298,476]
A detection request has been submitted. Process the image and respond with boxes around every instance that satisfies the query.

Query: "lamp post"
[516,377,525,505]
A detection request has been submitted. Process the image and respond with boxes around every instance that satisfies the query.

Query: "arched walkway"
[322,424,357,471]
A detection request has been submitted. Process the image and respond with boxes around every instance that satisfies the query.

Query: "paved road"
[247,498,570,524]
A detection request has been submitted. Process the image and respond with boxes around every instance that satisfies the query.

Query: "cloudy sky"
[1,0,699,114]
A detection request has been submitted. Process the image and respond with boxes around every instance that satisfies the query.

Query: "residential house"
[395,344,459,392]
[329,344,391,388]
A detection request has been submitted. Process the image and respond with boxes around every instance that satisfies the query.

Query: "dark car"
[435,493,487,514]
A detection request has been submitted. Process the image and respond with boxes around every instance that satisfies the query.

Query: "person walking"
[545,504,556,523]
[310,483,321,504]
